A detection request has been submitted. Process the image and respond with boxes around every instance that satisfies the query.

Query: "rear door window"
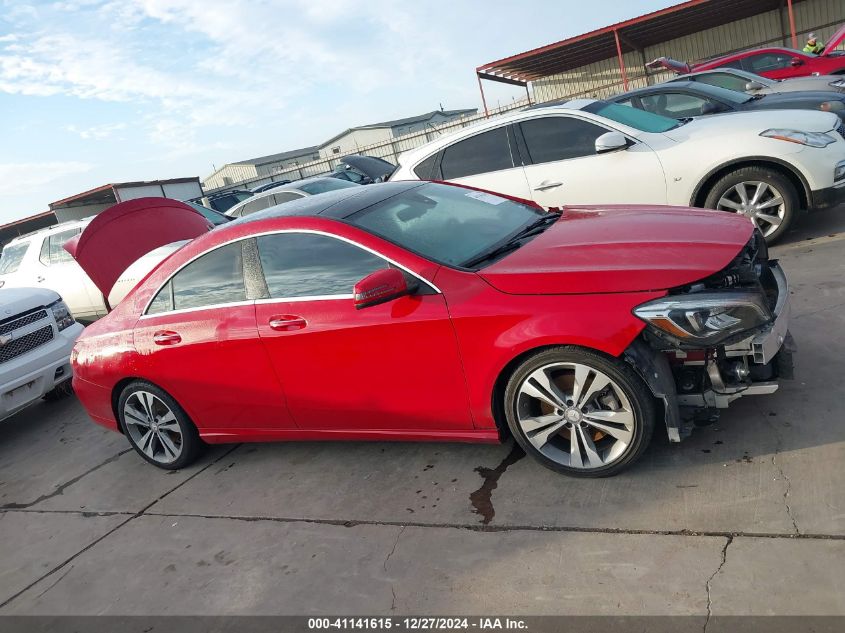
[39,228,81,266]
[413,154,439,179]
[239,197,273,217]
[270,192,304,205]
[440,127,513,179]
[148,242,246,313]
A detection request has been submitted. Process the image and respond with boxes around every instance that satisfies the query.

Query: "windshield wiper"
[461,211,561,268]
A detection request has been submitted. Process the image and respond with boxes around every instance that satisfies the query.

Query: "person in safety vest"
[803,33,824,54]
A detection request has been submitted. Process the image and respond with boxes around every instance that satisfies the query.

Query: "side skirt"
[199,428,502,445]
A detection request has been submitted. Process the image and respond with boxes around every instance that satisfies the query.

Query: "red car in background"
[67,183,792,478]
[650,25,845,79]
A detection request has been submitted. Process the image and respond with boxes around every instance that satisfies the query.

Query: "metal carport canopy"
[475,0,804,90]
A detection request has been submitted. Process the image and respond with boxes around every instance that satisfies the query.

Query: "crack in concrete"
[0,449,132,510]
[383,525,405,572]
[120,509,845,540]
[757,404,800,536]
[703,536,733,633]
[33,565,74,600]
[384,526,405,613]
[0,444,242,611]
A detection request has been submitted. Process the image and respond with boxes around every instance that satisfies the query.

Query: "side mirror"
[595,131,628,154]
[353,268,413,310]
[745,80,766,91]
[790,57,803,67]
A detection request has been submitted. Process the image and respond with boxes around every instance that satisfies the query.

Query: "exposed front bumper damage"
[626,258,793,443]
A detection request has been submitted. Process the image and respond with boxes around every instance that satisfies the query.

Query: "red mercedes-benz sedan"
[68,181,793,477]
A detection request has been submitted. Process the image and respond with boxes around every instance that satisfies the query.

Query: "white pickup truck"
[0,288,84,422]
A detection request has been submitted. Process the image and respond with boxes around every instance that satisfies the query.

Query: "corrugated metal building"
[317,109,478,159]
[203,146,321,190]
[476,0,845,105]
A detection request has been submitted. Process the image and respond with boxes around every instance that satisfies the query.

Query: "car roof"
[6,217,91,244]
[246,177,353,201]
[234,181,426,225]
[396,100,599,167]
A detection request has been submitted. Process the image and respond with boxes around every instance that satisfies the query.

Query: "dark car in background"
[187,189,253,214]
[610,81,845,121]
[330,155,396,184]
[664,67,845,95]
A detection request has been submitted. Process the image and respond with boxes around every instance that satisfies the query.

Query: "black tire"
[117,380,202,470]
[703,166,799,244]
[503,346,655,478]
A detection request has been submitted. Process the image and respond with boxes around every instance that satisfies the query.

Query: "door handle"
[153,330,182,345]
[36,276,45,282]
[534,180,563,191]
[268,315,307,331]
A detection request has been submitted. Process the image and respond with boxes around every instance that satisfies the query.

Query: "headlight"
[759,129,836,147]
[633,292,772,347]
[49,299,76,332]
[835,160,845,182]
[830,79,845,89]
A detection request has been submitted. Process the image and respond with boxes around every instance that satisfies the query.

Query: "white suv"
[390,100,845,243]
[0,288,84,422]
[0,220,183,321]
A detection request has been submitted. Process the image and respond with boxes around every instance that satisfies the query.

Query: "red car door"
[252,230,473,432]
[133,240,296,434]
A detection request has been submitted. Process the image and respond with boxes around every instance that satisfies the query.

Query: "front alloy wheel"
[504,348,654,477]
[715,181,786,239]
[118,381,201,469]
[704,166,799,244]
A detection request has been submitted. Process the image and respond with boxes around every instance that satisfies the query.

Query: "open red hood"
[823,25,845,56]
[64,197,213,298]
[478,206,753,295]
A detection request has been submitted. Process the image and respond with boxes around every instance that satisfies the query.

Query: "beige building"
[202,146,320,190]
[317,109,477,159]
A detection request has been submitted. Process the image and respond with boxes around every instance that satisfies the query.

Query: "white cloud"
[65,122,127,140]
[0,162,93,196]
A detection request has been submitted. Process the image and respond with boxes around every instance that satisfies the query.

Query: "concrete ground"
[1,206,845,621]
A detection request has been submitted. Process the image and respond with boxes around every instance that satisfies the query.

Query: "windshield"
[297,178,360,195]
[349,183,546,268]
[583,101,679,132]
[0,242,29,275]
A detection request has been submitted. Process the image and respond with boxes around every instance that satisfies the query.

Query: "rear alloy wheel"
[704,167,798,244]
[118,381,201,470]
[504,347,655,477]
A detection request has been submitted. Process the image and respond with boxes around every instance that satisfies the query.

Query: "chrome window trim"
[140,228,441,317]
[139,299,255,320]
[254,294,354,304]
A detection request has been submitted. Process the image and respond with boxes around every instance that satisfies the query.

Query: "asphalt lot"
[1,205,844,622]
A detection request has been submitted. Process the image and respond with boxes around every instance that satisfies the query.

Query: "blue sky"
[0,0,670,223]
